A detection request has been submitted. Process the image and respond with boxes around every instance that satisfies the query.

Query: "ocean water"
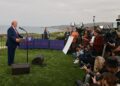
[0,25,62,34]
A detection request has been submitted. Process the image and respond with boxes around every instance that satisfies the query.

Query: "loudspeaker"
[11,64,30,75]
[75,80,83,86]
[32,55,44,65]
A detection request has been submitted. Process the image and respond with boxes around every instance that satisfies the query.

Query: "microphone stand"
[19,28,29,63]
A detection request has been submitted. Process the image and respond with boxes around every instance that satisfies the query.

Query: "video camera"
[104,30,116,43]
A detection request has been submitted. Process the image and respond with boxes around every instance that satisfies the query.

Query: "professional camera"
[89,71,103,81]
[82,64,103,81]
[104,30,117,43]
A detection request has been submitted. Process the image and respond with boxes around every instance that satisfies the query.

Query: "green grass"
[0,49,84,86]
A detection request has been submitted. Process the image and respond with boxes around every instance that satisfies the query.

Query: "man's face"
[14,22,17,28]
[12,21,18,29]
[93,31,98,36]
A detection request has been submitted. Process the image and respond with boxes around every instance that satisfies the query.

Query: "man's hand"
[16,38,22,43]
[90,43,93,47]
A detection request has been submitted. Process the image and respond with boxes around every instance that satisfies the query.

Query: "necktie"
[14,29,19,37]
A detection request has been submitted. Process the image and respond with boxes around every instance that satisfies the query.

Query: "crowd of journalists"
[64,26,120,86]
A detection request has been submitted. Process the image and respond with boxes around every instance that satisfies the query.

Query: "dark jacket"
[64,32,71,41]
[6,26,23,48]
[93,35,104,52]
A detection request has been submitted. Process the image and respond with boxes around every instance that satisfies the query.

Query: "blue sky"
[0,0,120,26]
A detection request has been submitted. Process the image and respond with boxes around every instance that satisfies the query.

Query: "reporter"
[90,27,104,56]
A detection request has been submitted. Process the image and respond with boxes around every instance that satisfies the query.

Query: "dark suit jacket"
[6,26,23,48]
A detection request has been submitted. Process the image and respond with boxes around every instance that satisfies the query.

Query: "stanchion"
[0,35,1,55]
[0,35,1,49]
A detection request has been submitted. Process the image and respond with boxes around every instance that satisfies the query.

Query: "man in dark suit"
[6,20,23,66]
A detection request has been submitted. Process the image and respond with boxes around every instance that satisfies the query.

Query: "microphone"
[19,27,26,31]
[19,27,24,30]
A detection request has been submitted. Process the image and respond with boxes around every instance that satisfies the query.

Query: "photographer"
[73,44,84,64]
[82,29,91,48]
[76,56,120,86]
[71,28,79,52]
[104,32,116,57]
[90,27,104,56]
[64,28,71,43]
[92,72,119,86]
[112,29,120,56]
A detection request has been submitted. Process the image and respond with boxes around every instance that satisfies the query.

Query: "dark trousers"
[8,46,16,65]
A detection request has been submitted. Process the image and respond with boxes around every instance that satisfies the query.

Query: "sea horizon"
[0,25,63,34]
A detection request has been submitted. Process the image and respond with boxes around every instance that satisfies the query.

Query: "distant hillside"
[49,22,114,29]
[84,22,113,28]
[0,22,115,34]
[49,25,68,29]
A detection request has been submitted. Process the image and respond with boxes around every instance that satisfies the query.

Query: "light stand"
[93,16,96,28]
